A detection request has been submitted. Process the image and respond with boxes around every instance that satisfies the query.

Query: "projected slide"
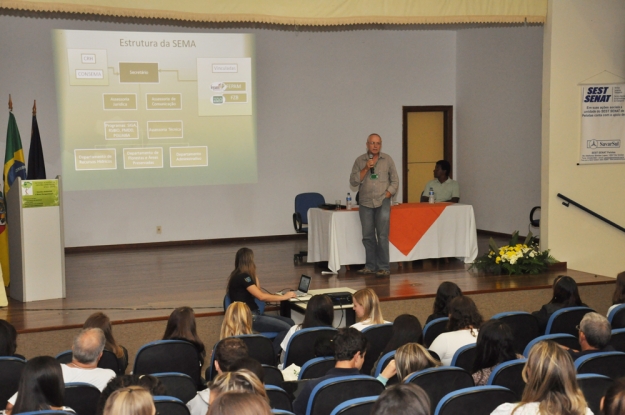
[53,30,256,191]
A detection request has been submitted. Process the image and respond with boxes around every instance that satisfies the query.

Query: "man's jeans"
[358,198,391,271]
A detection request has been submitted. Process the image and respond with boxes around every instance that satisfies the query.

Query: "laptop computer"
[295,274,312,297]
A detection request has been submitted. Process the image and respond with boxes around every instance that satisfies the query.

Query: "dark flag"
[27,100,46,180]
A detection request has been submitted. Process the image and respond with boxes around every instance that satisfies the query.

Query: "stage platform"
[0,235,615,365]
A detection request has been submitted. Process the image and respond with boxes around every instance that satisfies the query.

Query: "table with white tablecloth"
[307,203,478,272]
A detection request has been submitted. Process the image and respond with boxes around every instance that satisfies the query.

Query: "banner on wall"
[580,84,625,164]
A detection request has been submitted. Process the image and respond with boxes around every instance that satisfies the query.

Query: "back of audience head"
[579,312,611,349]
[221,302,253,340]
[73,327,106,364]
[432,282,462,316]
[382,314,423,355]
[352,288,384,324]
[12,355,65,414]
[162,306,205,357]
[334,328,368,362]
[301,295,334,329]
[0,319,18,356]
[394,343,440,380]
[103,386,155,415]
[207,391,272,415]
[97,375,165,415]
[447,296,482,332]
[472,319,517,373]
[612,271,625,306]
[83,312,124,358]
[551,275,583,306]
[370,383,430,415]
[209,369,268,406]
[229,357,265,383]
[313,332,335,357]
[602,377,625,415]
[215,337,249,373]
[522,340,587,413]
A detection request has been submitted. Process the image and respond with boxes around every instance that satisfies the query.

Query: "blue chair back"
[152,372,198,403]
[133,340,202,389]
[491,311,541,354]
[434,386,516,415]
[361,323,393,375]
[373,350,396,377]
[577,373,613,415]
[523,333,578,357]
[608,304,625,329]
[329,396,379,415]
[223,293,265,314]
[545,306,594,336]
[153,396,190,415]
[574,351,625,379]
[486,358,527,400]
[404,366,475,414]
[0,356,26,409]
[266,385,293,412]
[450,344,476,372]
[306,375,384,415]
[295,193,325,227]
[299,357,336,380]
[423,317,449,348]
[284,327,338,367]
[609,328,625,352]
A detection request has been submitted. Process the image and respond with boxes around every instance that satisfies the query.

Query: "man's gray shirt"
[350,152,399,208]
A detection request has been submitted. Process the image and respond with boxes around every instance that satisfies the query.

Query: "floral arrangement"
[470,231,557,275]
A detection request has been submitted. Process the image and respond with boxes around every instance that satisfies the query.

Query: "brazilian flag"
[0,112,26,286]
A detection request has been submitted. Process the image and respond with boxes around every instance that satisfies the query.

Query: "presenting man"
[420,159,459,203]
[350,134,399,278]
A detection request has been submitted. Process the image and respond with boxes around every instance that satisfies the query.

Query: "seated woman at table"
[279,294,334,366]
[220,302,254,340]
[227,247,296,333]
[531,275,587,334]
[429,296,483,365]
[351,288,388,331]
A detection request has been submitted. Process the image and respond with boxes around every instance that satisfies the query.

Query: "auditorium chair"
[64,382,101,415]
[523,334,579,357]
[574,351,625,379]
[422,317,449,348]
[266,385,293,412]
[486,358,527,400]
[329,396,379,415]
[299,357,336,380]
[152,372,198,403]
[360,323,393,375]
[16,411,75,415]
[133,340,203,389]
[608,304,625,329]
[577,374,613,415]
[292,192,325,261]
[491,311,541,354]
[305,375,384,415]
[153,396,190,415]
[0,356,26,409]
[264,364,285,386]
[404,366,474,414]
[283,327,338,367]
[545,306,594,337]
[373,350,398,385]
[450,344,476,373]
[433,386,517,415]
[609,328,625,352]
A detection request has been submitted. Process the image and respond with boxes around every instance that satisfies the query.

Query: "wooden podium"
[7,177,65,302]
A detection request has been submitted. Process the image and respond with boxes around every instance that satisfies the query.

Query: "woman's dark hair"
[432,282,462,315]
[83,312,124,358]
[0,319,18,356]
[472,319,517,373]
[12,356,65,414]
[97,374,166,415]
[162,306,206,364]
[602,377,625,415]
[447,296,483,332]
[612,271,625,305]
[382,314,423,355]
[550,275,583,307]
[301,295,334,329]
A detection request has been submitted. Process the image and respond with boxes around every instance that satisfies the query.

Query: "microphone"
[368,153,375,174]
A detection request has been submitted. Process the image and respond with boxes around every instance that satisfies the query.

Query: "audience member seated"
[370,383,431,415]
[279,294,334,365]
[229,357,265,383]
[6,356,72,415]
[425,282,462,324]
[221,302,254,339]
[83,312,129,373]
[472,320,522,386]
[562,312,614,359]
[97,374,165,415]
[207,391,272,415]
[208,369,269,408]
[378,343,440,385]
[103,386,155,415]
[292,328,368,415]
[187,337,249,415]
[491,340,592,415]
[608,271,625,316]
[226,247,295,333]
[429,296,482,365]
[0,319,24,359]
[350,288,388,331]
[601,377,625,415]
[162,306,206,368]
[531,275,587,333]
[371,314,422,376]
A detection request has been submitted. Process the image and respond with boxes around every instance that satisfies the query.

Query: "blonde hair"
[220,302,253,340]
[516,340,587,415]
[395,343,440,380]
[209,369,268,404]
[103,386,154,415]
[352,288,384,324]
[207,391,272,415]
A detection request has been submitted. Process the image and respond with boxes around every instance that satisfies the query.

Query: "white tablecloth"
[307,204,478,272]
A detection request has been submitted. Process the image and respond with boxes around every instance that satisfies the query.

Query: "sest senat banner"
[580,84,625,164]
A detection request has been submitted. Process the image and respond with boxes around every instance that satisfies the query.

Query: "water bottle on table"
[428,188,435,204]
[346,193,352,210]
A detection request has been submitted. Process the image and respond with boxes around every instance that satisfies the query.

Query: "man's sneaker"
[375,269,391,278]
[357,268,375,274]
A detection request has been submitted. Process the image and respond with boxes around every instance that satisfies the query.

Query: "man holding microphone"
[349,134,399,277]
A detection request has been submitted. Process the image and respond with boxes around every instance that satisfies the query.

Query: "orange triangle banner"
[389,203,449,255]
